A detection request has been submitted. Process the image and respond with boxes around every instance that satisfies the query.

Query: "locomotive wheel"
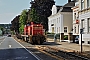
[36,36,41,45]
[32,36,36,44]
[37,39,40,45]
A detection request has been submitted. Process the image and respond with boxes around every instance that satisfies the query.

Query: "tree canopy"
[30,0,55,31]
[11,0,55,34]
[19,9,28,34]
[28,8,40,23]
[11,15,20,33]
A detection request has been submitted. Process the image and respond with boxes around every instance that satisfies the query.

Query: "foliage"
[11,15,20,33]
[64,35,68,40]
[19,9,28,34]
[0,26,4,35]
[46,32,55,34]
[30,0,55,31]
[11,31,15,35]
[0,26,3,31]
[28,8,40,23]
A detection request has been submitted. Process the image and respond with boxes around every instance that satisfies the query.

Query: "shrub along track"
[13,36,90,60]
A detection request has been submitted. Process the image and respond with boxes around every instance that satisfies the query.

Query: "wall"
[63,12,73,35]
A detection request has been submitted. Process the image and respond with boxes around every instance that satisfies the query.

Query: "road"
[0,36,39,60]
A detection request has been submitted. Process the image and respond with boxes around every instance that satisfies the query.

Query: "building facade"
[79,0,90,45]
[48,1,75,41]
[72,0,79,36]
[48,5,62,34]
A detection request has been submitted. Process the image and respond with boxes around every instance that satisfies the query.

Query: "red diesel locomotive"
[22,22,46,44]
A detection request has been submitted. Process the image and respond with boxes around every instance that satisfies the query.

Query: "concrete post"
[60,33,64,42]
[68,33,73,43]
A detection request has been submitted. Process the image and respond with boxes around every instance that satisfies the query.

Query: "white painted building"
[78,0,90,45]
[72,0,79,36]
[48,5,62,34]
[48,1,75,40]
[48,5,73,34]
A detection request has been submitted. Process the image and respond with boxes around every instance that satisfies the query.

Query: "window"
[74,27,76,33]
[64,27,67,33]
[57,27,58,33]
[81,0,84,10]
[74,13,76,19]
[55,27,56,32]
[87,18,90,33]
[59,27,60,33]
[59,17,60,23]
[78,25,79,33]
[88,41,90,44]
[81,19,85,29]
[87,0,90,8]
[57,18,58,23]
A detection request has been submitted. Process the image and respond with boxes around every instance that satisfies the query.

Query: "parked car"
[7,34,11,37]
[75,36,79,44]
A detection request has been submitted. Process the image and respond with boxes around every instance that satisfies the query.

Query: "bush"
[46,32,55,34]
[64,35,68,40]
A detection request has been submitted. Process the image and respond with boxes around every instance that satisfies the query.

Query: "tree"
[19,9,28,34]
[28,8,40,23]
[30,0,55,31]
[0,26,4,35]
[11,15,20,33]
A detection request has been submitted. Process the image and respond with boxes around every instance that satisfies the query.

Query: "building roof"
[64,1,75,7]
[56,5,62,12]
[58,1,75,12]
[59,7,72,12]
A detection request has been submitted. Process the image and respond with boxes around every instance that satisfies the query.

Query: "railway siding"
[13,36,90,60]
[36,46,89,60]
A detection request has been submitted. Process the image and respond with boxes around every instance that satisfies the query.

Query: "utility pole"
[80,28,83,53]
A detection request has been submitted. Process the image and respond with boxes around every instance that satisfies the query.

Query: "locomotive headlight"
[37,25,38,26]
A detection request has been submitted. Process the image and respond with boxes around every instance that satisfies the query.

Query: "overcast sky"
[0,0,67,24]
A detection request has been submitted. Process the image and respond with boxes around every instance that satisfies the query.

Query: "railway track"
[36,46,90,60]
[14,36,90,60]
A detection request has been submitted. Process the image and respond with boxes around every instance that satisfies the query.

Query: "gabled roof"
[59,7,72,12]
[64,1,75,7]
[56,5,62,12]
[59,1,75,12]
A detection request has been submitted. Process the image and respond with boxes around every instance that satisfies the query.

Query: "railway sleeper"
[36,46,90,60]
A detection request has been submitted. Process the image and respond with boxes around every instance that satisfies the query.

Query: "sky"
[0,0,67,24]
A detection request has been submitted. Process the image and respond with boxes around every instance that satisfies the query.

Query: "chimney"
[68,0,71,3]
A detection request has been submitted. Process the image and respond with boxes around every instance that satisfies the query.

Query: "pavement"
[0,36,4,40]
[47,38,90,52]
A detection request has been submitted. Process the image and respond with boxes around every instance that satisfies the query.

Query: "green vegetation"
[0,26,4,31]
[11,0,55,34]
[64,35,68,40]
[0,26,4,35]
[46,32,55,34]
[19,9,28,34]
[29,8,40,23]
